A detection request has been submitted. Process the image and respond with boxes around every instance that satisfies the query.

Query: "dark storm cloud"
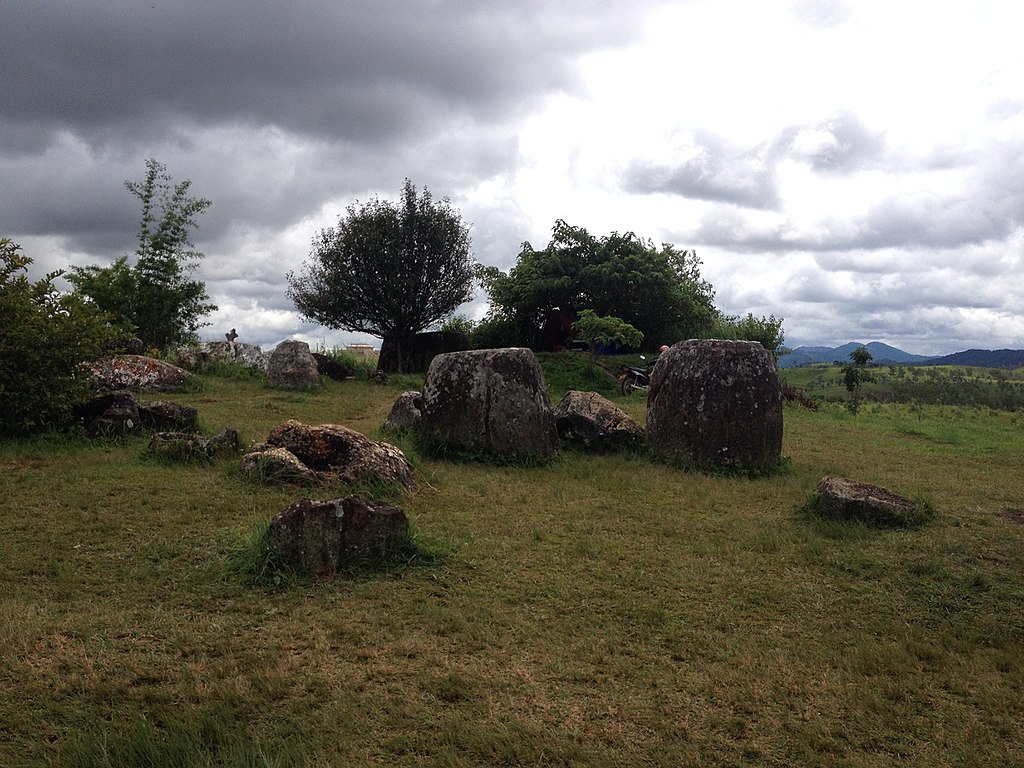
[1,0,656,279]
[1,1,650,150]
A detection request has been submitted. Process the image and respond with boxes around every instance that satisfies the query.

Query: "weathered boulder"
[553,390,644,451]
[147,428,241,462]
[419,348,558,459]
[265,495,409,575]
[383,391,422,432]
[267,340,321,390]
[647,339,783,472]
[137,400,199,432]
[87,355,194,393]
[74,392,142,436]
[177,341,269,373]
[312,352,353,381]
[239,446,319,485]
[263,420,415,489]
[813,476,928,527]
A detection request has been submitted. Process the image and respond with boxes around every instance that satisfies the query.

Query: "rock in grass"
[265,495,409,575]
[813,476,930,527]
[419,348,557,460]
[267,340,321,390]
[176,341,269,373]
[553,390,643,451]
[647,339,783,473]
[74,391,142,436]
[312,352,353,381]
[137,400,199,432]
[262,420,415,490]
[148,428,240,462]
[383,390,422,433]
[239,446,319,485]
[87,355,194,393]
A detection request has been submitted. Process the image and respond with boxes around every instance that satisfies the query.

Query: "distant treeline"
[789,364,1024,411]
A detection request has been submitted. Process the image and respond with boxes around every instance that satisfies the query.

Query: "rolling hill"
[778,342,934,368]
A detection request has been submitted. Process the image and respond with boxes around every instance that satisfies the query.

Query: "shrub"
[0,239,117,436]
[573,309,642,355]
[470,315,527,349]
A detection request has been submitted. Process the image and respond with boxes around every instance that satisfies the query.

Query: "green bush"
[470,315,527,349]
[0,239,117,437]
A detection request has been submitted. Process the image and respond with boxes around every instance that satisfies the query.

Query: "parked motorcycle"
[619,355,654,395]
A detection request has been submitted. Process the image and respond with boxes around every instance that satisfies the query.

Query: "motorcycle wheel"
[620,376,642,396]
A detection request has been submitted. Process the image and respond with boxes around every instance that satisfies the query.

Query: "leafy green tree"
[842,346,873,414]
[1,239,117,436]
[439,314,476,337]
[68,159,216,350]
[478,220,715,350]
[849,345,873,367]
[573,310,643,360]
[712,312,787,359]
[287,180,476,373]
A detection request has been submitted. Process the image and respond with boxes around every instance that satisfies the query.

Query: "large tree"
[68,159,216,350]
[287,180,475,373]
[478,219,716,351]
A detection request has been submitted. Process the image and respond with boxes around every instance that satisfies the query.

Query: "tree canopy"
[478,220,716,351]
[1,239,116,436]
[287,179,476,372]
[68,159,216,350]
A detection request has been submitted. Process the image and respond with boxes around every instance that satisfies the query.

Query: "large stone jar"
[419,348,558,460]
[647,339,783,472]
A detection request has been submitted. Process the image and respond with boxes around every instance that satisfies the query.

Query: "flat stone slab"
[87,355,194,393]
[814,476,928,527]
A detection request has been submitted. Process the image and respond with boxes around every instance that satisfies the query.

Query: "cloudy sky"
[3,0,1023,355]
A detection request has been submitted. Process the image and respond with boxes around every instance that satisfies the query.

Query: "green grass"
[783,363,1024,410]
[2,364,1024,766]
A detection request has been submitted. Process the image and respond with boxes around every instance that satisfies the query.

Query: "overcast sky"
[3,0,1023,355]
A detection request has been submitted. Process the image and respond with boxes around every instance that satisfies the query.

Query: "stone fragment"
[87,355,194,393]
[813,476,927,527]
[239,446,319,485]
[553,390,644,451]
[383,391,422,432]
[265,495,410,575]
[312,352,353,381]
[137,400,199,432]
[75,391,141,436]
[267,340,321,390]
[147,428,241,462]
[176,341,269,373]
[264,420,415,489]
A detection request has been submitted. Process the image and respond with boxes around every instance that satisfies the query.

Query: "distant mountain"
[921,349,1024,368]
[778,342,934,369]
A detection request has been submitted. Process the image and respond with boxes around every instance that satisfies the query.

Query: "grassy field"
[782,363,1024,410]
[2,358,1023,766]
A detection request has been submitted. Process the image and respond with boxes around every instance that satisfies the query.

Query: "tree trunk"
[378,333,414,374]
